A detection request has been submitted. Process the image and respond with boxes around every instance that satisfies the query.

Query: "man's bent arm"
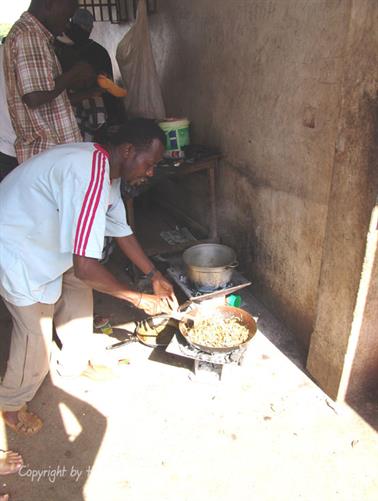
[73,254,140,306]
[115,235,156,276]
[23,63,95,109]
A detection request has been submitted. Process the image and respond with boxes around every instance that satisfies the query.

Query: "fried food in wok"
[187,316,249,348]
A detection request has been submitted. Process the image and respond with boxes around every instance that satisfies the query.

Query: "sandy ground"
[0,283,377,501]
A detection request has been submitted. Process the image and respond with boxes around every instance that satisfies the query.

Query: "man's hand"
[114,235,179,312]
[138,294,177,316]
[152,272,179,310]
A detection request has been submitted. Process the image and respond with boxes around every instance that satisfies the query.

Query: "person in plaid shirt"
[3,0,96,163]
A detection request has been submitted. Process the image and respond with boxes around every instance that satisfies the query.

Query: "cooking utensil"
[187,281,251,302]
[106,315,178,350]
[178,304,257,354]
[182,243,238,291]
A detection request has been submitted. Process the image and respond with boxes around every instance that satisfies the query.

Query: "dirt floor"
[1,267,377,501]
[0,199,377,501]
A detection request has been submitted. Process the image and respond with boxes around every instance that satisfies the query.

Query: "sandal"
[0,449,23,475]
[2,406,43,436]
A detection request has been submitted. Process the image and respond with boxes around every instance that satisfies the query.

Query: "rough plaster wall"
[307,0,378,399]
[90,1,376,382]
[150,0,350,348]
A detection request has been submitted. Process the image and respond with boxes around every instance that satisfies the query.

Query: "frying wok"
[179,304,257,354]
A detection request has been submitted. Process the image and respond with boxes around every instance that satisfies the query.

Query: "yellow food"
[138,319,166,337]
[97,74,127,97]
[188,316,249,348]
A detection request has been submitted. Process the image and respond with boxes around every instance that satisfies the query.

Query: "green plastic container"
[159,118,190,156]
[227,294,242,307]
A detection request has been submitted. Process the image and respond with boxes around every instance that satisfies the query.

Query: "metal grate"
[78,0,157,24]
[78,0,127,23]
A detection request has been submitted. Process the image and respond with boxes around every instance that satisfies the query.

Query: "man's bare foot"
[0,494,9,501]
[2,407,43,435]
[0,449,23,475]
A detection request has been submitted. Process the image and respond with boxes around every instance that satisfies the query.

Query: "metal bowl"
[136,315,178,347]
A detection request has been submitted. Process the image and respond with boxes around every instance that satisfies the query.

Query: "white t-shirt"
[0,45,16,157]
[0,142,132,306]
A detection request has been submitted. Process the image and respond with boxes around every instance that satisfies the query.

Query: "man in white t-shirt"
[0,118,178,435]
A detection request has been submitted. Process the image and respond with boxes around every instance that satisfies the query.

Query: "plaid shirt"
[75,96,107,142]
[4,12,82,163]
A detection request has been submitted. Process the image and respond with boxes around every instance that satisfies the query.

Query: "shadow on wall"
[243,294,308,372]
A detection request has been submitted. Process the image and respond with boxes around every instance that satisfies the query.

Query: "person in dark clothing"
[55,8,126,133]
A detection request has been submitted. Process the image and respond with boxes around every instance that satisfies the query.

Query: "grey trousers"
[0,269,93,412]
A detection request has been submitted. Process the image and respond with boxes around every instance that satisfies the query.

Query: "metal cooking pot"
[182,243,238,292]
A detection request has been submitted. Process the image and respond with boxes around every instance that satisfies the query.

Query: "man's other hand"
[138,294,176,316]
[152,272,179,310]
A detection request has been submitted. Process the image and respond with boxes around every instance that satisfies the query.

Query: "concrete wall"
[92,1,378,377]
[346,201,378,399]
[306,0,378,399]
[91,21,131,82]
[149,0,350,349]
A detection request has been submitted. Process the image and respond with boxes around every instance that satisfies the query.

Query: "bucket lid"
[159,118,190,129]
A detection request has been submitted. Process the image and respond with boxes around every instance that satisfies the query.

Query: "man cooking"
[0,118,178,435]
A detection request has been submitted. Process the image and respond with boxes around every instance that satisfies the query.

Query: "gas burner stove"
[166,333,247,382]
[176,333,247,364]
[166,262,251,302]
[159,252,253,381]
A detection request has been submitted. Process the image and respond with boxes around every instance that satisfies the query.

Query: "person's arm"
[23,62,96,109]
[12,30,97,110]
[115,235,179,309]
[116,234,157,277]
[73,255,172,315]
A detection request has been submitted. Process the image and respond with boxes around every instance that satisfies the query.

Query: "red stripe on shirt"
[77,153,103,255]
[94,143,110,158]
[74,149,99,254]
[74,150,104,255]
[81,152,106,256]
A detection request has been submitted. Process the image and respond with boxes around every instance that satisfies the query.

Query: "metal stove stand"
[166,333,247,382]
[166,263,251,302]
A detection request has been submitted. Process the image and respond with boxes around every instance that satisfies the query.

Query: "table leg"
[208,163,218,241]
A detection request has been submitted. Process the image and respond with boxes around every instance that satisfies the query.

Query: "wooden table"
[124,155,221,249]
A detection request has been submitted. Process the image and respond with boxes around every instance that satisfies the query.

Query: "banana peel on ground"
[97,74,127,98]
